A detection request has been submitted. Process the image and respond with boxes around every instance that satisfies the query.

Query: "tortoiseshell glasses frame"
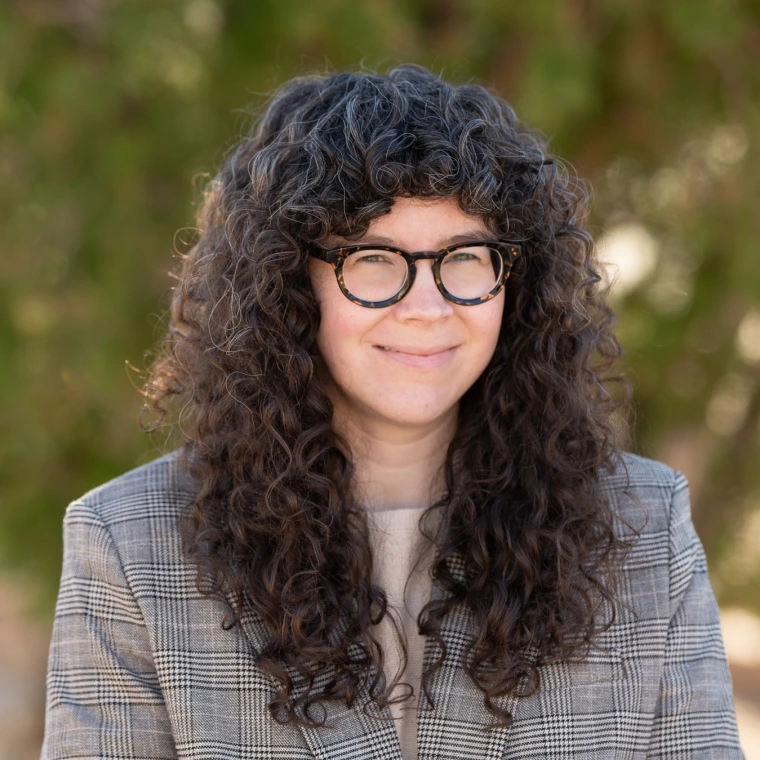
[306,239,522,307]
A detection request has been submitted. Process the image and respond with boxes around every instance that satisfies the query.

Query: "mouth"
[373,344,459,368]
[374,345,456,356]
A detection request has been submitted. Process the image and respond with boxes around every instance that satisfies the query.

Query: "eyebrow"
[332,229,494,248]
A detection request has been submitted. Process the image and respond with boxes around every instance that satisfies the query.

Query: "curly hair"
[141,63,636,731]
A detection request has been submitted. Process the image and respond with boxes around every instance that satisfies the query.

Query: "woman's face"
[308,196,505,430]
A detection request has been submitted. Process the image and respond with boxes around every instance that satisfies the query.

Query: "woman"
[41,64,744,759]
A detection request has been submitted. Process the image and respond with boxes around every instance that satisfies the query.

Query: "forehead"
[325,197,493,247]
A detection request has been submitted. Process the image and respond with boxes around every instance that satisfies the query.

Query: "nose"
[393,259,454,320]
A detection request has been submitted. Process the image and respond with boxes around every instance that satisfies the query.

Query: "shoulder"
[600,450,678,493]
[68,448,196,521]
[598,450,687,540]
[63,448,198,567]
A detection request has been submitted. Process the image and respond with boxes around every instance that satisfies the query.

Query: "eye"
[349,250,400,265]
[358,255,392,263]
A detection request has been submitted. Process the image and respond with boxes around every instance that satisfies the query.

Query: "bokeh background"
[1,0,759,756]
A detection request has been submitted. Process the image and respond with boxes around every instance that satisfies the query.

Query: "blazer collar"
[224,547,526,760]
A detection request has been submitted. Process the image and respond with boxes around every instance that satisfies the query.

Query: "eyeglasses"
[306,240,521,307]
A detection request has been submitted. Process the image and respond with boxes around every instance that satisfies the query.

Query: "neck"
[331,399,458,512]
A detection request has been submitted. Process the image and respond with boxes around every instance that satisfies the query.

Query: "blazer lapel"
[223,576,403,759]
[415,550,522,760]
[224,549,522,760]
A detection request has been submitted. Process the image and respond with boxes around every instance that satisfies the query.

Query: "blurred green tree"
[1,0,758,617]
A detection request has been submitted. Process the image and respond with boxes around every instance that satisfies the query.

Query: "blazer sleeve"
[646,470,745,759]
[41,498,178,760]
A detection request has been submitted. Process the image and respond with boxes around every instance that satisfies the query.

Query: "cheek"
[315,297,376,368]
[466,298,504,357]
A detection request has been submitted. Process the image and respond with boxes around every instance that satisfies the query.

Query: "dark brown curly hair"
[141,63,636,731]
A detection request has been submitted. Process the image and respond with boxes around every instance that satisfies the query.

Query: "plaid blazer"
[41,449,744,759]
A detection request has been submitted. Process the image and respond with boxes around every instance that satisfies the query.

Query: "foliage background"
[1,0,759,619]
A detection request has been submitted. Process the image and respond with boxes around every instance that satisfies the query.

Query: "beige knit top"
[365,506,437,760]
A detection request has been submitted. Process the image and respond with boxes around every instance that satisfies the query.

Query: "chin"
[370,400,457,427]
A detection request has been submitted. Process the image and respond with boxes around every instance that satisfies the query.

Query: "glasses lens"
[342,249,408,301]
[440,245,503,299]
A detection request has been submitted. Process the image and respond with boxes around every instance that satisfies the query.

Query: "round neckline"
[366,504,428,513]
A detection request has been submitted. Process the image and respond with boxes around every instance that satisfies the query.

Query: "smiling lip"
[373,344,459,369]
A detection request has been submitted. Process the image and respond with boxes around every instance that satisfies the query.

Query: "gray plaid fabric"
[41,449,745,759]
